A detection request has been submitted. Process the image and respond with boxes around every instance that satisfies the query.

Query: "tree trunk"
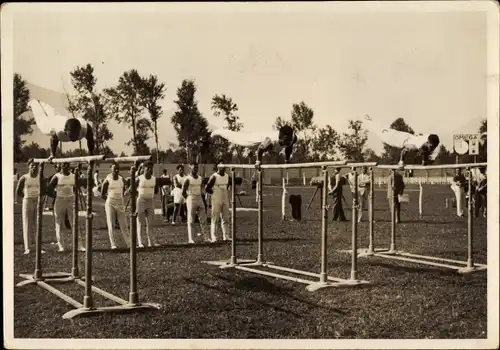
[154,120,160,175]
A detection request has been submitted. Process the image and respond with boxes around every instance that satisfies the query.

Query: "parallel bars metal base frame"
[16,155,160,319]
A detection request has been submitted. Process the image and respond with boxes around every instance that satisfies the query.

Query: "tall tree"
[171,80,211,163]
[19,142,49,161]
[273,101,317,162]
[362,148,380,162]
[211,94,245,162]
[69,64,113,155]
[104,69,146,154]
[13,73,34,161]
[310,125,339,161]
[139,74,166,164]
[379,118,420,164]
[128,118,152,156]
[337,120,368,162]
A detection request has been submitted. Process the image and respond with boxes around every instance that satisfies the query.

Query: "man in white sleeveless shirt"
[47,162,85,252]
[135,162,160,247]
[182,162,210,244]
[171,164,186,224]
[16,160,45,254]
[205,160,232,242]
[101,163,130,249]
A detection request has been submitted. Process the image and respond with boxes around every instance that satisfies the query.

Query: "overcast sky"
[11,2,493,155]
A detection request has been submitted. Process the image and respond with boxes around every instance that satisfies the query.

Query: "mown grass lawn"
[12,184,487,339]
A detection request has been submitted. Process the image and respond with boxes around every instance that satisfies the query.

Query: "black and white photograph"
[2,1,499,349]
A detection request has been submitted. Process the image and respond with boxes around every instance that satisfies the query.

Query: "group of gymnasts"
[15,159,233,255]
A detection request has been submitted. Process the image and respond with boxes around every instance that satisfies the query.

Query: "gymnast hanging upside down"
[363,115,440,167]
[28,99,96,160]
[210,125,298,164]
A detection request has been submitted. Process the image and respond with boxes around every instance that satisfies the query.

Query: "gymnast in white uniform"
[101,163,130,249]
[16,160,44,254]
[210,125,298,164]
[363,115,440,167]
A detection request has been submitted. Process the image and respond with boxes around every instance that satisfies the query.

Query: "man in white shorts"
[16,160,45,254]
[182,162,210,244]
[205,160,232,242]
[171,164,186,224]
[363,115,440,167]
[356,167,371,222]
[101,163,130,249]
[47,162,85,252]
[135,161,160,247]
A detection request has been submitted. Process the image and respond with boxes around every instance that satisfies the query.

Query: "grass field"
[12,184,487,339]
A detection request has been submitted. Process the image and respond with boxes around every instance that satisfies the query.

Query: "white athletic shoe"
[58,247,65,252]
[111,246,117,250]
[24,249,30,255]
[79,247,86,252]
[137,244,145,248]
[188,240,195,244]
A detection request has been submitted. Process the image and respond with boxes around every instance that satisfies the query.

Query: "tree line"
[13,67,487,165]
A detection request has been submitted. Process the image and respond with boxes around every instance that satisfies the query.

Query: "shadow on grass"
[215,274,347,316]
[236,238,307,243]
[183,277,304,318]
[369,219,461,224]
[366,261,466,277]
[93,241,253,253]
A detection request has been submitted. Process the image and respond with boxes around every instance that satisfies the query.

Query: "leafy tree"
[273,102,317,162]
[69,64,113,154]
[310,125,339,161]
[19,142,49,161]
[211,94,245,162]
[171,80,210,163]
[128,118,152,156]
[379,118,420,164]
[139,74,166,164]
[13,73,34,161]
[104,69,146,154]
[362,148,380,162]
[435,145,458,164]
[337,120,368,162]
